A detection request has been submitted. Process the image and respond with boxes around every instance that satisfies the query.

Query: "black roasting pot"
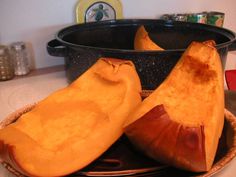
[47,19,236,90]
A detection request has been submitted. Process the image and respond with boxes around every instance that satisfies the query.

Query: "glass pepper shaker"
[0,45,15,81]
[10,42,30,76]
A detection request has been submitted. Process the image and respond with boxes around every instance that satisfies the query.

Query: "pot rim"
[55,19,236,53]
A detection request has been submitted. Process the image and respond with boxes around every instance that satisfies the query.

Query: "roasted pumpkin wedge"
[0,58,142,177]
[134,25,164,50]
[125,41,224,172]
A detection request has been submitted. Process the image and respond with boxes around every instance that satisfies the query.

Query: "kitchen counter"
[0,66,236,177]
[0,69,68,177]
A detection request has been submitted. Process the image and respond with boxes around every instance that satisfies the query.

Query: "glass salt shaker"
[10,42,30,76]
[0,45,15,81]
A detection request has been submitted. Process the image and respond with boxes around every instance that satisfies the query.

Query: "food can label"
[187,13,207,24]
[207,12,225,27]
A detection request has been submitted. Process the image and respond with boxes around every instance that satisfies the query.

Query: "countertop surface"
[0,70,68,177]
[0,68,235,177]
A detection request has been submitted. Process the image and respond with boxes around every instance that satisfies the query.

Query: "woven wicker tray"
[0,104,236,177]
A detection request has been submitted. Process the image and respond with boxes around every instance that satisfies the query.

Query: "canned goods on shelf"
[161,11,225,27]
[187,12,207,24]
[172,14,188,22]
[161,13,188,22]
[207,11,225,27]
[160,14,172,21]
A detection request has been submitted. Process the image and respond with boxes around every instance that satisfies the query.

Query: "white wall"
[0,0,236,69]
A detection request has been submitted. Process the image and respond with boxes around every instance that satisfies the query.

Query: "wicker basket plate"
[0,104,236,177]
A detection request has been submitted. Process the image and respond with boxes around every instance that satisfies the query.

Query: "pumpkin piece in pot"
[0,58,142,177]
[125,41,224,172]
[134,25,164,51]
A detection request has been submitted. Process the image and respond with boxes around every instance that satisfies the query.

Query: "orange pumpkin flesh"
[125,41,224,172]
[134,25,164,50]
[0,58,142,177]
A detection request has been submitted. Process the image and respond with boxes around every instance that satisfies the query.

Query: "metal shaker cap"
[10,42,26,51]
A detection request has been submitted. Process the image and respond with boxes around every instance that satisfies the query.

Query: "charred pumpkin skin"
[134,25,164,51]
[125,105,206,172]
[125,41,224,172]
[0,58,142,177]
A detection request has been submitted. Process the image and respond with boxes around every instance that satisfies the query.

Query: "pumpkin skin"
[134,25,164,50]
[125,41,224,172]
[0,58,142,177]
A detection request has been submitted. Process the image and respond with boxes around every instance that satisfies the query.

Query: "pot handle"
[47,39,67,57]
[228,39,236,51]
